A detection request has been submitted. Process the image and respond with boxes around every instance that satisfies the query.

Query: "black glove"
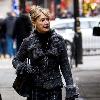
[65,85,79,100]
[16,63,33,75]
[25,63,33,74]
[16,62,25,75]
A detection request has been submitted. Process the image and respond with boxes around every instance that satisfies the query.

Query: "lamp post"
[73,0,83,67]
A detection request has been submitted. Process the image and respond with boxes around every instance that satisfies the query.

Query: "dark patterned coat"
[12,29,78,98]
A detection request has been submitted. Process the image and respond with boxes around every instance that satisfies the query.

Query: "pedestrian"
[4,11,17,58]
[12,5,78,100]
[13,9,32,52]
[0,18,6,59]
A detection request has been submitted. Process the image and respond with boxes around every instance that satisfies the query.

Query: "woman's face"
[35,13,50,34]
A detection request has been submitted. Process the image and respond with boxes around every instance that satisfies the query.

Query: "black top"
[34,30,52,52]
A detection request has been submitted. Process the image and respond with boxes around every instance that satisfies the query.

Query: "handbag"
[13,75,27,96]
[12,58,32,97]
[93,22,100,36]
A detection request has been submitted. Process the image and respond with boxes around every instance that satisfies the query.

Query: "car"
[50,17,100,55]
[50,17,100,65]
[79,17,100,55]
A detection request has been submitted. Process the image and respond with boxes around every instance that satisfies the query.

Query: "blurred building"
[0,0,12,18]
[0,0,100,19]
[19,0,74,19]
[82,0,100,17]
[12,0,19,15]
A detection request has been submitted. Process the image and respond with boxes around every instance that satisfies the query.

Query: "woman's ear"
[32,21,36,30]
[32,20,35,25]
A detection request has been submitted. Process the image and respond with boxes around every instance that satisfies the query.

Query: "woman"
[12,5,78,100]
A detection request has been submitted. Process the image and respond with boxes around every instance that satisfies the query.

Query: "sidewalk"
[0,56,100,100]
[72,56,100,100]
[76,56,100,70]
[0,58,26,100]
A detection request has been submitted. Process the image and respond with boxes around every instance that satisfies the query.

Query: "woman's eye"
[41,19,45,22]
[41,18,49,22]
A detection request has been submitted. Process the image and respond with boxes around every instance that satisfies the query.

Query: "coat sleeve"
[58,37,78,98]
[12,38,29,69]
[12,37,38,75]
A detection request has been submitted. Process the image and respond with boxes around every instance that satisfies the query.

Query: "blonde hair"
[29,5,50,22]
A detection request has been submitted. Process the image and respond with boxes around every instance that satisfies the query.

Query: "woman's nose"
[45,20,49,24]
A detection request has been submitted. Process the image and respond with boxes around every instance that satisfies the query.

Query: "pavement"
[0,58,26,100]
[0,56,100,100]
[72,56,100,100]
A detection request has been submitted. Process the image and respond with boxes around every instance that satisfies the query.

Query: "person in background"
[0,18,6,59]
[13,9,32,52]
[12,5,78,100]
[3,11,17,58]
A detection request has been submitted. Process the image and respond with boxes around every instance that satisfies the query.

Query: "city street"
[0,56,100,100]
[0,0,100,100]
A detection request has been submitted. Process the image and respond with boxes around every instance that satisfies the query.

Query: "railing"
[82,36,100,56]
